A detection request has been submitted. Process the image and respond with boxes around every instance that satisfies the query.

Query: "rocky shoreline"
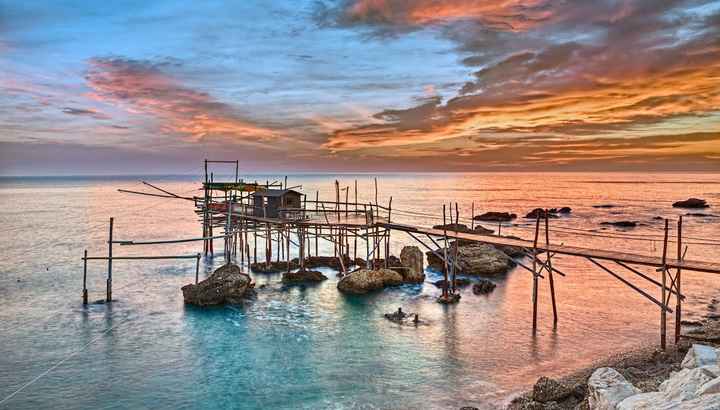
[506,312,720,409]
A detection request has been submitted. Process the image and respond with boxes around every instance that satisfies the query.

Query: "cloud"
[61,107,110,120]
[321,0,720,169]
[84,57,280,145]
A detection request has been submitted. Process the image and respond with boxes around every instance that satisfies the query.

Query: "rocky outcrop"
[601,221,638,228]
[588,367,641,410]
[400,246,424,282]
[337,268,403,294]
[181,263,254,306]
[433,223,494,235]
[281,269,327,284]
[251,260,298,273]
[426,243,515,276]
[610,344,720,410]
[673,198,710,209]
[593,204,617,209]
[472,279,496,295]
[304,255,364,270]
[474,211,517,222]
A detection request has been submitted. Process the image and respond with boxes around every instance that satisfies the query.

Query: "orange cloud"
[85,58,278,143]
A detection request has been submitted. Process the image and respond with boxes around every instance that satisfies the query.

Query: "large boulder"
[400,246,424,283]
[472,279,496,295]
[681,344,718,369]
[426,243,515,276]
[659,367,715,403]
[337,269,403,294]
[588,367,640,410]
[618,367,717,409]
[250,260,298,273]
[525,208,558,219]
[181,263,254,306]
[281,269,327,284]
[673,198,709,209]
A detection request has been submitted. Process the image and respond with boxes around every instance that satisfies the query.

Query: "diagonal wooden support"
[587,257,672,314]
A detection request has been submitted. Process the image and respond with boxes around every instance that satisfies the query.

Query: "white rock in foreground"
[682,344,718,369]
[698,377,720,396]
[588,367,640,410]
[659,367,715,402]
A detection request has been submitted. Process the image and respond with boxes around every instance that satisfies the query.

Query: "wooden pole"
[545,210,558,327]
[471,202,475,230]
[195,253,200,284]
[675,216,683,344]
[442,204,449,299]
[452,203,459,295]
[532,214,541,332]
[106,217,113,302]
[661,218,669,350]
[82,249,88,305]
[374,177,378,218]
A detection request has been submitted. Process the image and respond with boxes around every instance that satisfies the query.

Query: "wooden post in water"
[106,217,113,302]
[675,216,683,344]
[532,214,541,332]
[471,202,475,230]
[545,210,558,327]
[442,204,449,299]
[82,249,88,305]
[661,219,669,350]
[195,253,200,284]
[451,203,459,295]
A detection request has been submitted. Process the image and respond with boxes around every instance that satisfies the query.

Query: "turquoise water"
[1,173,719,409]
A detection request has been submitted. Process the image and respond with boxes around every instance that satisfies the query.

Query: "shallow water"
[1,172,719,409]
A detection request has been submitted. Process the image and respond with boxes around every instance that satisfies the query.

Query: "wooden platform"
[380,222,720,274]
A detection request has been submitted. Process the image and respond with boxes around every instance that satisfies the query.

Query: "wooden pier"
[81,159,720,350]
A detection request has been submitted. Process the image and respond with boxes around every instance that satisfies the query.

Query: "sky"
[0,0,719,174]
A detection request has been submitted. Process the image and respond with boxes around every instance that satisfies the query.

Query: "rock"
[304,255,362,270]
[384,307,408,322]
[680,320,704,326]
[472,279,496,295]
[659,367,715,402]
[281,269,327,284]
[427,243,515,276]
[600,221,638,228]
[700,365,720,378]
[593,204,617,208]
[474,211,517,222]
[525,208,559,219]
[433,223,472,232]
[673,198,709,209]
[681,344,718,369]
[337,269,403,294]
[181,263,254,306]
[400,246,424,283]
[474,225,494,234]
[685,212,718,218]
[558,207,572,214]
[587,367,640,410]
[437,293,461,304]
[533,376,573,403]
[698,376,720,395]
[251,260,298,273]
[434,278,472,288]
[619,391,720,410]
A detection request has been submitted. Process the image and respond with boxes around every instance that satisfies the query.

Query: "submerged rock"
[685,212,718,218]
[601,220,638,228]
[281,269,327,284]
[673,198,709,209]
[472,279,496,295]
[474,211,517,222]
[434,278,472,288]
[426,243,515,276]
[593,204,617,208]
[181,263,254,306]
[251,260,298,273]
[337,268,403,294]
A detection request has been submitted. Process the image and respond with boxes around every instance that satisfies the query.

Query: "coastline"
[506,309,720,409]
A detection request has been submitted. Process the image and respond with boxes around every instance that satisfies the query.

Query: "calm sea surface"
[1,172,719,409]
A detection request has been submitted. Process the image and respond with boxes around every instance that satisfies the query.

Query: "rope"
[0,315,133,406]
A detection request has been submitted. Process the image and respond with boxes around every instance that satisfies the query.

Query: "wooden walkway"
[380,222,720,274]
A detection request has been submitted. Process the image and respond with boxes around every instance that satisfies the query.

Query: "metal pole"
[106,217,113,302]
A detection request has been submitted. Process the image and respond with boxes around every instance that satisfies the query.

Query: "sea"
[1,172,719,409]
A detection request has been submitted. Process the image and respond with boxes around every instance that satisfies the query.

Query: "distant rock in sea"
[600,221,638,228]
[473,211,517,222]
[673,198,710,209]
[593,204,617,208]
